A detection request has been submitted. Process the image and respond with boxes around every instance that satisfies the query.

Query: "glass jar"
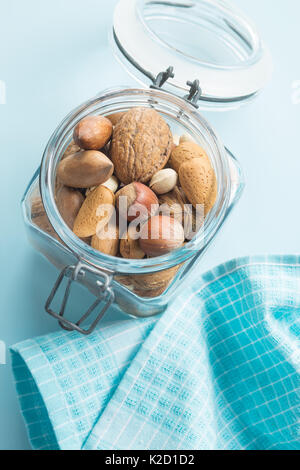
[22,0,271,334]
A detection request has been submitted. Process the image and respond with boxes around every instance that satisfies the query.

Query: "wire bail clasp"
[150,66,175,90]
[150,68,202,108]
[45,262,115,335]
[184,79,202,108]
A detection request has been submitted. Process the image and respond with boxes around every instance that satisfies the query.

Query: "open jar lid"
[113,0,272,108]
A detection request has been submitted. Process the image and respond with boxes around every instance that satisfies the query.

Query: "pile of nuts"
[52,107,218,260]
[32,107,217,297]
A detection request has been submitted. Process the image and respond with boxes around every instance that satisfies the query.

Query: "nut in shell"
[149,168,178,195]
[110,107,173,184]
[116,182,158,222]
[62,141,81,160]
[86,176,119,197]
[179,158,217,215]
[173,134,180,146]
[159,186,200,240]
[91,223,119,256]
[169,141,210,173]
[102,175,119,193]
[107,112,126,126]
[180,133,195,144]
[85,186,97,197]
[73,185,115,238]
[139,215,185,257]
[73,115,113,150]
[57,150,114,189]
[31,197,61,242]
[120,229,145,259]
[56,186,85,230]
[115,264,181,298]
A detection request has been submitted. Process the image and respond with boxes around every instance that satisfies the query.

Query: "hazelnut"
[73,115,113,150]
[149,168,178,195]
[57,150,114,188]
[116,182,158,222]
[139,215,185,257]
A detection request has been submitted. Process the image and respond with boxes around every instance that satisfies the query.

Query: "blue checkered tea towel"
[11,256,300,450]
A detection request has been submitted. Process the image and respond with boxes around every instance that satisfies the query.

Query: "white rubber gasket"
[113,0,272,101]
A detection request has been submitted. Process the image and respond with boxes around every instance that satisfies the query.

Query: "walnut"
[110,107,173,184]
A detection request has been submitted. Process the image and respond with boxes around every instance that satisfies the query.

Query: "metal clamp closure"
[45,262,115,335]
[150,66,175,90]
[183,80,202,108]
[150,67,202,108]
[113,30,202,108]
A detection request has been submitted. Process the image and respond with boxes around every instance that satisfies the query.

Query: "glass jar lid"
[113,0,272,107]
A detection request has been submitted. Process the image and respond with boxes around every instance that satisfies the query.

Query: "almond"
[57,150,114,188]
[169,141,210,173]
[179,158,217,215]
[73,185,115,238]
[91,223,119,256]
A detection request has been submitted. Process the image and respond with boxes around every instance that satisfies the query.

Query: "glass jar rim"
[136,0,261,70]
[113,0,272,104]
[40,87,231,274]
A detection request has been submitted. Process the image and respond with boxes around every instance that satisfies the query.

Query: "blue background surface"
[0,0,299,450]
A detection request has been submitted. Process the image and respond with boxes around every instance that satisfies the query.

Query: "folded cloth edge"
[10,254,300,450]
